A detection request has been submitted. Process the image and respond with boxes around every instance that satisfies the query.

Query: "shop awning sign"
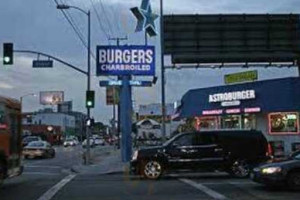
[225,70,258,85]
[202,107,261,116]
[96,45,155,76]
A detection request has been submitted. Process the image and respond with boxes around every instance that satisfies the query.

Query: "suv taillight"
[266,143,273,157]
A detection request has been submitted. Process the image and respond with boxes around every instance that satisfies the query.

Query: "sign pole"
[160,0,167,142]
[120,75,133,162]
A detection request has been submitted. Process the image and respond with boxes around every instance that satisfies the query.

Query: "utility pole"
[160,0,167,142]
[109,37,128,150]
[56,4,92,164]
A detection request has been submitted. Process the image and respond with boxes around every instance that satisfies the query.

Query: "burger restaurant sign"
[96,45,155,76]
[209,90,256,105]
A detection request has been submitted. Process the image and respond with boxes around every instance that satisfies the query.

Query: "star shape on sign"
[130,0,159,37]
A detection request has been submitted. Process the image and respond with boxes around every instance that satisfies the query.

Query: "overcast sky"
[0,0,299,124]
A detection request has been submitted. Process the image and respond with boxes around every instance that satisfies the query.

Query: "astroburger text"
[209,90,256,103]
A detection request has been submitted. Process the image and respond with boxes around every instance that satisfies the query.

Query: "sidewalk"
[71,147,129,175]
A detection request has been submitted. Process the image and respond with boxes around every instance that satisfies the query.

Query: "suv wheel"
[141,160,163,180]
[230,160,250,178]
[288,172,300,191]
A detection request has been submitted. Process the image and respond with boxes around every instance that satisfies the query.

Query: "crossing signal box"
[86,90,95,108]
[3,43,13,65]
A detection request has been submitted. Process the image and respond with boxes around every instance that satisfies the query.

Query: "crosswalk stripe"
[37,174,76,200]
[180,178,231,200]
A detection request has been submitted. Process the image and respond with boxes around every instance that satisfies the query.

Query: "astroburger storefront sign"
[209,90,256,103]
[96,45,155,76]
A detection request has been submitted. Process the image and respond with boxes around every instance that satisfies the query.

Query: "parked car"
[23,141,55,159]
[94,138,105,146]
[63,139,77,147]
[130,130,270,179]
[251,150,300,190]
[22,136,42,147]
[82,138,95,148]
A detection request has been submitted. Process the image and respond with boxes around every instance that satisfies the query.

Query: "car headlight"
[261,167,282,174]
[132,150,138,161]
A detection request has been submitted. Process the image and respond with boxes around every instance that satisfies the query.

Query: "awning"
[177,77,300,118]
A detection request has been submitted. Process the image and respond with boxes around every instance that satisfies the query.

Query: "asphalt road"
[51,173,300,200]
[1,147,299,200]
[0,145,83,200]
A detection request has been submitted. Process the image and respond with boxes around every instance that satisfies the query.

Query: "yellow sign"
[225,71,258,84]
[106,87,120,105]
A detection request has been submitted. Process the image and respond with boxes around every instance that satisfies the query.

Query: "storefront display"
[269,112,299,135]
[243,114,256,129]
[221,115,241,129]
[196,117,219,130]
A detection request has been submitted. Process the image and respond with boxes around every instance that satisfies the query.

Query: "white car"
[64,139,76,147]
[94,138,105,146]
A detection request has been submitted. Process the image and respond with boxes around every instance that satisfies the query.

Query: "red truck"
[0,96,23,185]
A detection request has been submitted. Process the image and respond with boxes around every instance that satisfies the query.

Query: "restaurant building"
[176,77,300,156]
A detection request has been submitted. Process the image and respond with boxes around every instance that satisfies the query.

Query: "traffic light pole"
[86,10,91,164]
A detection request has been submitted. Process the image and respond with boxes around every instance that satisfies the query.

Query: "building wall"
[23,113,75,132]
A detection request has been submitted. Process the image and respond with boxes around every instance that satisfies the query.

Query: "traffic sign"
[99,80,122,87]
[100,80,152,87]
[32,60,53,68]
[129,80,152,87]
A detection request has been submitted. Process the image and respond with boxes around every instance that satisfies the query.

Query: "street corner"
[70,153,126,175]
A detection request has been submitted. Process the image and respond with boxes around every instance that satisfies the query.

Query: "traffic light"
[3,43,13,65]
[86,90,95,108]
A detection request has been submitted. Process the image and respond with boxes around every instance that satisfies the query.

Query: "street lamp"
[20,93,37,111]
[57,4,92,164]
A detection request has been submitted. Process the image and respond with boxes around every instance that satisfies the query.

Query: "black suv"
[130,130,270,179]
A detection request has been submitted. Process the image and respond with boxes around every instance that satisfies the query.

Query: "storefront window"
[269,112,299,134]
[196,117,219,130]
[243,114,256,129]
[221,115,241,129]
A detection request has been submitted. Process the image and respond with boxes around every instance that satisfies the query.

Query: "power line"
[53,0,96,59]
[109,2,124,37]
[54,0,87,48]
[95,0,115,37]
[89,0,110,42]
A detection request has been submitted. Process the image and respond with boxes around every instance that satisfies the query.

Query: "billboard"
[164,14,300,65]
[96,45,155,76]
[57,101,72,113]
[40,91,64,105]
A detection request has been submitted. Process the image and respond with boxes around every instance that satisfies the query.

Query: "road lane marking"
[37,174,76,200]
[180,178,230,200]
[25,165,62,169]
[23,172,61,176]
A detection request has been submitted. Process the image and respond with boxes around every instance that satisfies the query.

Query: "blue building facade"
[177,77,300,156]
